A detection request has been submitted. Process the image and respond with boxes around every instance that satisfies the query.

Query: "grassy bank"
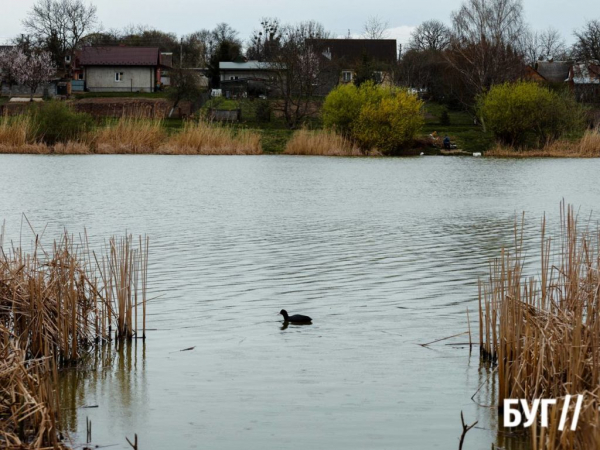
[479,203,600,448]
[485,128,600,157]
[0,114,262,155]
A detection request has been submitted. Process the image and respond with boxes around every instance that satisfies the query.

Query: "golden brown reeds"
[161,120,262,155]
[479,202,600,448]
[0,115,46,154]
[486,128,600,157]
[94,116,166,154]
[0,328,63,449]
[0,226,150,448]
[284,129,367,156]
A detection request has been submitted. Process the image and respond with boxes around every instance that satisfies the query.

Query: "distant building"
[526,60,572,84]
[219,61,280,98]
[75,46,172,93]
[306,38,397,94]
[569,62,600,103]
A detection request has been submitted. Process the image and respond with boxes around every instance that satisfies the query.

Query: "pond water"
[1,155,599,450]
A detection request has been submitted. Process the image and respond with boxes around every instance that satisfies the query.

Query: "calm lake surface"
[1,155,599,450]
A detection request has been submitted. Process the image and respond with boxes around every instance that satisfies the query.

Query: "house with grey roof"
[531,60,572,84]
[218,61,281,98]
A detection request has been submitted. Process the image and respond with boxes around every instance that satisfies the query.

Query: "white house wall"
[85,66,155,92]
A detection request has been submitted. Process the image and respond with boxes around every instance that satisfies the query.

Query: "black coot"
[279,309,312,323]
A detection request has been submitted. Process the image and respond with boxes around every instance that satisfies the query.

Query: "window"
[229,76,238,81]
[342,71,353,83]
[115,72,124,82]
[77,73,83,80]
[373,71,383,83]
[65,54,71,64]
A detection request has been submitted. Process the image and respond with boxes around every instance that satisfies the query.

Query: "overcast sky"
[0,0,591,47]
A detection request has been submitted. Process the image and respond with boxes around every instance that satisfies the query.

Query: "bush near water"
[322,82,425,154]
[478,81,585,148]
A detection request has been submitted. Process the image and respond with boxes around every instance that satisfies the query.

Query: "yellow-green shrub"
[352,93,425,153]
[478,81,584,147]
[322,82,387,136]
[322,82,424,153]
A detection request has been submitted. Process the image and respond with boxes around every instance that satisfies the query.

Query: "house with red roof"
[74,46,172,93]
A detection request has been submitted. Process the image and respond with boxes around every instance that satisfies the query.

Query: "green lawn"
[422,102,495,153]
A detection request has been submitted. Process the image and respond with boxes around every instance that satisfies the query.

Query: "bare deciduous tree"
[524,27,568,64]
[23,0,98,71]
[447,0,526,115]
[247,18,282,61]
[363,15,390,40]
[267,21,334,128]
[572,19,600,61]
[409,20,451,51]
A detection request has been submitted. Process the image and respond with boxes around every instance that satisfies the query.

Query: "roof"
[571,62,600,85]
[535,61,571,83]
[79,46,166,67]
[306,39,397,64]
[219,61,278,70]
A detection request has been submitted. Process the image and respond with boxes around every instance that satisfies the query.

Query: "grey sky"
[0,0,593,47]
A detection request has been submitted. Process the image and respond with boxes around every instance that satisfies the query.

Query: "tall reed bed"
[162,121,262,155]
[1,230,149,361]
[479,203,600,448]
[284,129,367,156]
[0,113,263,154]
[95,116,166,154]
[0,114,48,154]
[486,128,600,157]
[0,227,149,447]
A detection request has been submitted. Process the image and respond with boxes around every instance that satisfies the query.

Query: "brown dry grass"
[94,116,166,154]
[284,129,369,156]
[486,128,600,157]
[0,116,263,155]
[479,203,600,449]
[161,121,262,155]
[0,115,41,153]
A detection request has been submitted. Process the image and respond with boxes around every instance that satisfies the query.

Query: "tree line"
[1,0,599,129]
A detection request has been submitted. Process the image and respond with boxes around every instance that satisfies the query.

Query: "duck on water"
[279,309,312,324]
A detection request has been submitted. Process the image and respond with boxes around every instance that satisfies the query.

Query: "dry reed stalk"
[479,202,600,448]
[486,128,600,157]
[0,327,62,449]
[161,121,262,155]
[94,116,165,154]
[284,129,366,156]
